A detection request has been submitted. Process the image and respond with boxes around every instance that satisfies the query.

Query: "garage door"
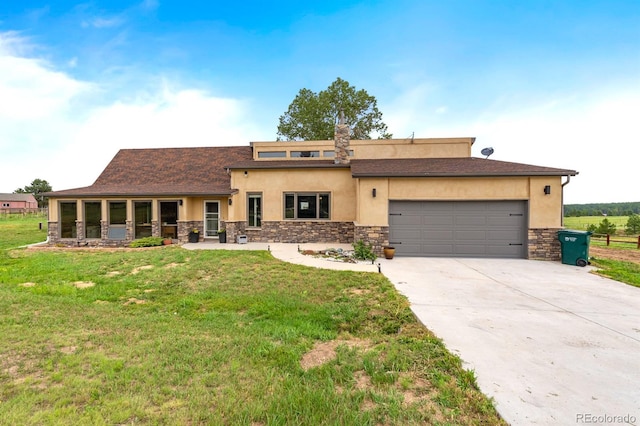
[389,201,527,258]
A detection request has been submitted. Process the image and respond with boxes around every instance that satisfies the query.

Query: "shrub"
[352,240,377,262]
[129,237,164,248]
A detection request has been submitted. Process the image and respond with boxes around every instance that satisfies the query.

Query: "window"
[60,202,77,238]
[258,151,286,158]
[291,151,319,158]
[108,201,127,239]
[284,193,330,220]
[84,201,101,238]
[248,193,262,227]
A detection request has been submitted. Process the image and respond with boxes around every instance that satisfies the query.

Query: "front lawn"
[0,222,504,424]
[0,214,47,250]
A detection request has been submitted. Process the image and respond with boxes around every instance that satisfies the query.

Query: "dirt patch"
[106,271,121,277]
[73,281,95,289]
[131,265,154,274]
[300,338,372,370]
[20,282,36,287]
[123,298,147,305]
[59,346,77,355]
[590,246,640,264]
[164,262,181,269]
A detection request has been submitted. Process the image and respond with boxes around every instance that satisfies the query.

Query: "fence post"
[606,234,610,246]
[637,235,640,249]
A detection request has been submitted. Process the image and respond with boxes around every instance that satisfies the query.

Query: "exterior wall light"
[228,198,233,206]
[372,188,377,198]
[544,185,551,195]
[179,199,183,206]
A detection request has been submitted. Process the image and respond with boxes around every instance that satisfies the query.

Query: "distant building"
[0,193,39,213]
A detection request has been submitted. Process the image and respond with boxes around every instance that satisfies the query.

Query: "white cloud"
[82,16,125,29]
[385,78,640,203]
[0,33,262,193]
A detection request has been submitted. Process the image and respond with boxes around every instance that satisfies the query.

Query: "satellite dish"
[481,147,494,159]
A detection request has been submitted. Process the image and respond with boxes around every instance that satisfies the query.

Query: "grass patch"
[589,258,640,288]
[0,219,504,424]
[0,214,47,250]
[564,215,629,231]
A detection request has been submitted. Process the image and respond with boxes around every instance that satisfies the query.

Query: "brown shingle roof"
[350,157,578,177]
[0,193,38,202]
[47,146,253,197]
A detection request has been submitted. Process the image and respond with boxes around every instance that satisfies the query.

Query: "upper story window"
[284,193,330,220]
[258,151,286,158]
[290,151,320,158]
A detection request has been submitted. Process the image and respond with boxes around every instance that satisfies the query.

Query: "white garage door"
[389,201,528,258]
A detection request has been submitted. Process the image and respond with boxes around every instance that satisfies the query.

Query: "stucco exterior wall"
[229,168,356,222]
[250,138,474,160]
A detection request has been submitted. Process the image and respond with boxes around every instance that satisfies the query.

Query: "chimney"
[334,110,350,164]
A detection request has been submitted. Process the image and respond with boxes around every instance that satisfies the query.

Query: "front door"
[204,201,220,237]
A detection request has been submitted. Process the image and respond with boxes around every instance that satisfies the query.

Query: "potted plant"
[383,246,395,259]
[188,228,199,243]
[217,228,227,243]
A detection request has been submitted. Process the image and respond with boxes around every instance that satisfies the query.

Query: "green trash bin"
[557,230,592,267]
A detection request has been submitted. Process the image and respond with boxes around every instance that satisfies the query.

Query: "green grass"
[0,214,48,250]
[563,215,629,231]
[0,218,504,425]
[589,258,640,288]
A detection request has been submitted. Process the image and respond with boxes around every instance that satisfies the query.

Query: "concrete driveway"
[379,257,640,425]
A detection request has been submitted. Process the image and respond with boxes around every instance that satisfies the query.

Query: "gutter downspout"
[561,175,571,227]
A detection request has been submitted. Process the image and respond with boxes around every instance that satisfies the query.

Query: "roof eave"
[353,171,579,178]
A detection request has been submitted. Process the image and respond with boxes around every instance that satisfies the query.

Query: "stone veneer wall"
[354,225,389,256]
[47,221,58,243]
[242,221,354,243]
[528,228,561,261]
[178,221,204,243]
[223,221,243,243]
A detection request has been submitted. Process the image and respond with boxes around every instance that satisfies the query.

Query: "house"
[0,193,39,214]
[45,121,577,259]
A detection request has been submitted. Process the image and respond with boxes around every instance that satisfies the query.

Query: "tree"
[277,77,392,141]
[625,214,640,235]
[595,218,617,235]
[14,178,52,208]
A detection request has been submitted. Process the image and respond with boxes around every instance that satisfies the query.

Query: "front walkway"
[182,241,380,272]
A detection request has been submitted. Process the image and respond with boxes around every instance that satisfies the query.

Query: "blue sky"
[1,0,638,203]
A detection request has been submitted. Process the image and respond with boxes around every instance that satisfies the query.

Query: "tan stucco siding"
[528,177,563,228]
[230,169,356,221]
[356,178,389,225]
[352,139,472,159]
[250,138,474,160]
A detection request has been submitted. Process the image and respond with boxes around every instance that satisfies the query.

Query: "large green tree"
[277,77,392,141]
[14,178,52,208]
